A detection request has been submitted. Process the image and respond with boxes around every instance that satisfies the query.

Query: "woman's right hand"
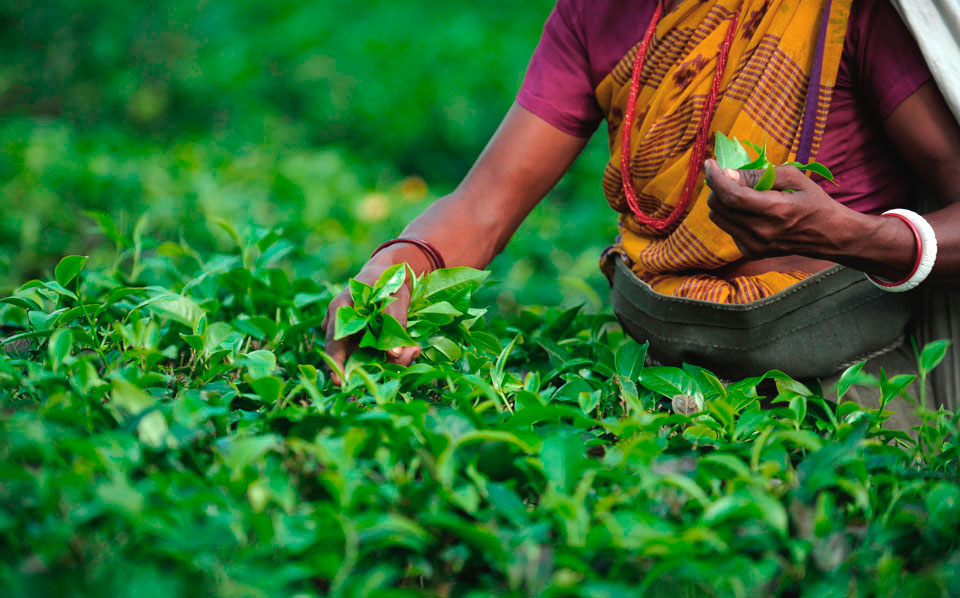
[320,246,426,386]
[320,103,592,384]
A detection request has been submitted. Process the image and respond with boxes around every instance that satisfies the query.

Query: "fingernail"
[388,348,402,358]
[724,169,740,181]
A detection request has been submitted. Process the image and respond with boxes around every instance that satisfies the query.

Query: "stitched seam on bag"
[620,280,864,329]
[832,338,904,375]
[615,260,852,312]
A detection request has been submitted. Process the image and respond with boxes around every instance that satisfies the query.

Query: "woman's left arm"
[705,81,960,287]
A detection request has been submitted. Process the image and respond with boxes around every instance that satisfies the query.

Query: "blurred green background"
[0,0,614,311]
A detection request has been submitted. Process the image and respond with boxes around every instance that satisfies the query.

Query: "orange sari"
[598,0,852,304]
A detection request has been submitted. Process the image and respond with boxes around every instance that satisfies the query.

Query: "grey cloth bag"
[610,258,917,381]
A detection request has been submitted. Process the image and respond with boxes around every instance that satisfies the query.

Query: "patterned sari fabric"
[597,0,852,304]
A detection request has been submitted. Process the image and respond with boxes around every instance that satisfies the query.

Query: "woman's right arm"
[321,102,591,383]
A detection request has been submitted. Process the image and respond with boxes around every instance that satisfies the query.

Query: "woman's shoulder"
[552,0,657,85]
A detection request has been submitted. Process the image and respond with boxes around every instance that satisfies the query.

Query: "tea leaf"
[143,294,203,327]
[349,278,374,307]
[375,313,416,351]
[110,379,170,449]
[836,361,876,401]
[334,305,369,340]
[221,435,282,476]
[85,210,131,248]
[409,300,462,325]
[373,263,407,302]
[754,163,777,191]
[238,349,278,378]
[615,340,647,380]
[1,296,43,312]
[920,340,951,375]
[715,131,752,170]
[429,335,462,361]
[48,328,72,368]
[786,161,838,185]
[249,375,284,403]
[418,267,490,301]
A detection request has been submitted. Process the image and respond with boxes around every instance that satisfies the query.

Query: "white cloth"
[891,0,960,123]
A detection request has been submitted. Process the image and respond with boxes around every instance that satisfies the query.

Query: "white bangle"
[866,208,938,293]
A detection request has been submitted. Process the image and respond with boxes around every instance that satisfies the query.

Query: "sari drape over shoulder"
[598,0,852,304]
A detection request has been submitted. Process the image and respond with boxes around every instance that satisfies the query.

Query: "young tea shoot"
[335,264,491,362]
[714,131,837,191]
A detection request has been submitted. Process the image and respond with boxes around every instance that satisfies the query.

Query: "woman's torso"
[518,0,931,279]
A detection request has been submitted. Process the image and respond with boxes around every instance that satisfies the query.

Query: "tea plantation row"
[1,223,958,597]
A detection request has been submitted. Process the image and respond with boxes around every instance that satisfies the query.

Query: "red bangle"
[371,238,446,271]
[866,212,923,288]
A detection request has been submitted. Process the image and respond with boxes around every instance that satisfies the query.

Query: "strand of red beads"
[620,2,742,232]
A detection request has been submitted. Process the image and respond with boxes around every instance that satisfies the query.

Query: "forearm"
[395,190,522,270]
[367,103,588,274]
[828,202,960,287]
[366,190,519,274]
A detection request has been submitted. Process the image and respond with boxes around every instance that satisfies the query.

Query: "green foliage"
[714,132,836,190]
[0,118,611,310]
[0,0,553,181]
[335,265,490,358]
[0,0,613,309]
[1,228,958,597]
[2,3,958,595]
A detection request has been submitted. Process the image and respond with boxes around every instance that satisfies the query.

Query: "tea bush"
[1,224,958,597]
[0,117,612,310]
[3,2,958,595]
[0,0,612,292]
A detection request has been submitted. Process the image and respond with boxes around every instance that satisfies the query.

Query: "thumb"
[382,286,414,364]
[770,164,811,192]
[382,284,411,328]
[731,168,766,189]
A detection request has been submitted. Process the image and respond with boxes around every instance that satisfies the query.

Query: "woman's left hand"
[704,158,853,260]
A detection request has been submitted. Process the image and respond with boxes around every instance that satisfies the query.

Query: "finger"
[382,285,411,327]
[770,165,813,192]
[706,160,784,214]
[384,342,422,365]
[396,345,421,367]
[735,168,767,189]
[709,207,747,238]
[704,160,749,209]
[711,161,810,193]
[709,211,757,257]
[323,337,350,386]
[384,345,404,364]
[323,313,358,386]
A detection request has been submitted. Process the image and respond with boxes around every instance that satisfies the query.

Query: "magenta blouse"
[517,0,933,214]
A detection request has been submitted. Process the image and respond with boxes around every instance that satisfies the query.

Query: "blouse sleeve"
[849,0,932,119]
[516,0,603,137]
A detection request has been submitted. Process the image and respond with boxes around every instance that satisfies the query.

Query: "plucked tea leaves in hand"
[715,131,837,191]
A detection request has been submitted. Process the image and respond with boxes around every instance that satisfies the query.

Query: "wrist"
[835,211,917,279]
[367,242,434,275]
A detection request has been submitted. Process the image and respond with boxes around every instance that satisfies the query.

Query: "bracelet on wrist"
[371,238,446,272]
[866,209,937,293]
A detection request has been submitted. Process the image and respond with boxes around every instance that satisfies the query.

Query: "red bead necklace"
[620,1,742,232]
